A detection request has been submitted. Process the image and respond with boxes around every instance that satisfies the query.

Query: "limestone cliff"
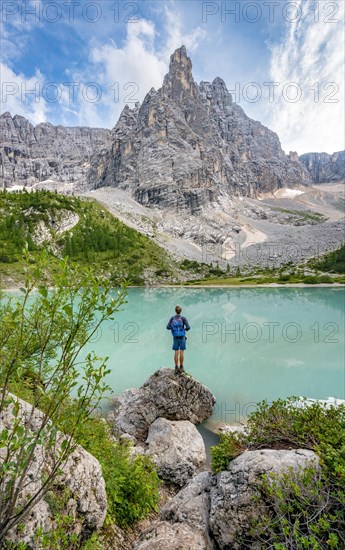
[0,112,111,189]
[88,46,310,212]
[299,151,345,183]
[1,46,312,212]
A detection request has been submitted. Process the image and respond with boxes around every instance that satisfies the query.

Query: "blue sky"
[1,0,344,154]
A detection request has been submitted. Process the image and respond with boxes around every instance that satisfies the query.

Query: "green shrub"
[180,259,202,271]
[155,268,170,276]
[2,541,31,549]
[81,533,102,550]
[128,275,145,285]
[211,398,345,548]
[208,268,225,277]
[252,465,342,549]
[302,276,320,284]
[278,273,290,282]
[105,443,160,526]
[34,515,79,550]
[62,411,160,527]
[210,432,246,472]
[317,275,332,283]
[314,243,345,274]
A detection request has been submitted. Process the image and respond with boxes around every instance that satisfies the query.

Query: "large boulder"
[133,521,209,550]
[0,395,107,546]
[146,418,206,486]
[161,472,216,549]
[110,368,216,441]
[209,448,320,549]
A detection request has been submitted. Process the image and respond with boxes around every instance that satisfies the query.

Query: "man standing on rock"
[167,305,190,373]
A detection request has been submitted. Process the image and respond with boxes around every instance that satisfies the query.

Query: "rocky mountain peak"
[168,45,192,79]
[1,111,12,119]
[199,77,233,113]
[1,46,312,202]
[162,45,198,102]
[86,45,311,210]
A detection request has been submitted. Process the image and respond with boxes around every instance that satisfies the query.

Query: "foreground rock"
[110,368,216,441]
[0,395,106,546]
[133,448,321,549]
[133,521,209,550]
[209,448,319,549]
[146,418,206,486]
[161,472,215,549]
[132,458,215,549]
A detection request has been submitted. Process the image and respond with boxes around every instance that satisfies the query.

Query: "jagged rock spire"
[1,46,311,198]
[162,45,198,102]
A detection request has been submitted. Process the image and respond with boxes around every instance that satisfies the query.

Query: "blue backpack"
[171,316,185,337]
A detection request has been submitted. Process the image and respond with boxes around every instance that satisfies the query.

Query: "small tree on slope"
[0,250,127,543]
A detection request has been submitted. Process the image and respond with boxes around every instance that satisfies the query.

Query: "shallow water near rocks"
[89,287,345,423]
[196,424,220,465]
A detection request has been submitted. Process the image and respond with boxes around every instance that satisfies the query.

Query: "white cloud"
[60,4,206,128]
[90,20,167,102]
[0,0,43,64]
[1,1,206,129]
[265,0,345,154]
[159,4,206,59]
[0,63,47,124]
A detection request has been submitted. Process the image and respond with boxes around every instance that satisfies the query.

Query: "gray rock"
[0,111,111,189]
[119,432,137,444]
[161,472,215,549]
[111,368,216,441]
[1,395,107,546]
[133,520,209,550]
[88,46,310,211]
[209,448,319,549]
[0,47,312,201]
[219,423,248,436]
[146,418,206,486]
[289,396,345,410]
[299,151,345,182]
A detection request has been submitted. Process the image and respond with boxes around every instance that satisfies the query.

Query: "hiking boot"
[179,366,185,373]
[174,366,179,373]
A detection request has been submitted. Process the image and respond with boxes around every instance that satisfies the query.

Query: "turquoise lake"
[85,287,345,424]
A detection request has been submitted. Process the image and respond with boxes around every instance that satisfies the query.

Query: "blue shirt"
[167,315,191,332]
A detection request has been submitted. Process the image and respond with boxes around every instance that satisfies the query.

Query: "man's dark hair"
[175,305,182,314]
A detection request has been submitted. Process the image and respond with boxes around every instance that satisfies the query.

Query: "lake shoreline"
[153,283,345,288]
[2,282,345,292]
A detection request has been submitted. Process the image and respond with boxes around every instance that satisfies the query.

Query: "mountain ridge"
[1,46,343,199]
[299,151,345,183]
[87,45,310,212]
[1,109,342,189]
[0,111,111,189]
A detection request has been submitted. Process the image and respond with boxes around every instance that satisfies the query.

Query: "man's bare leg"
[179,350,184,369]
[174,350,179,368]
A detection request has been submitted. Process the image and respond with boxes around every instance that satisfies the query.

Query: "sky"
[1,0,344,155]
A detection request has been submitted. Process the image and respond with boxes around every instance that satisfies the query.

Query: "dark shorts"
[172,336,186,350]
